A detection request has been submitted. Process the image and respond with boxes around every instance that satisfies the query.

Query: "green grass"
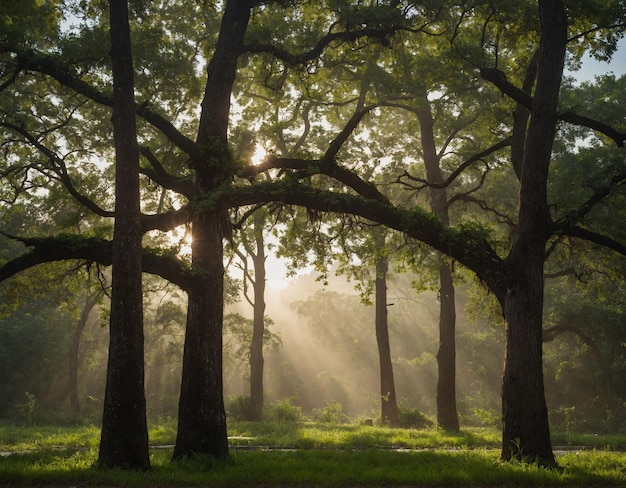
[1,421,625,486]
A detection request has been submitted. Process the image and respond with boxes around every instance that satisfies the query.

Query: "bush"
[472,408,499,428]
[398,401,432,429]
[226,396,252,421]
[313,401,349,424]
[14,392,39,426]
[268,398,302,423]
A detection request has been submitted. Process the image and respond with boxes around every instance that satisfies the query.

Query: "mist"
[223,266,504,424]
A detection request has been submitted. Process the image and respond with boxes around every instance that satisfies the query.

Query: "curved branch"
[1,121,114,218]
[400,137,512,190]
[15,49,201,157]
[555,167,626,227]
[139,146,195,198]
[244,26,398,66]
[221,180,503,284]
[0,233,195,291]
[552,224,626,256]
[240,155,390,204]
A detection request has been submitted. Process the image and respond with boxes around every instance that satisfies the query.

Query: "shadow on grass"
[2,446,625,487]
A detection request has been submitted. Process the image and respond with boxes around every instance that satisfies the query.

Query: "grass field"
[1,420,625,486]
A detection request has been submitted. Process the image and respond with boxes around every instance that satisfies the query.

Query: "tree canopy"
[0,0,624,468]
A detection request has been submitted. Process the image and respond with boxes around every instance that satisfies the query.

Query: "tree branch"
[0,233,195,291]
[480,67,626,147]
[553,225,626,256]
[243,26,399,66]
[15,49,202,157]
[221,180,503,284]
[139,146,195,198]
[1,121,114,218]
[399,137,512,190]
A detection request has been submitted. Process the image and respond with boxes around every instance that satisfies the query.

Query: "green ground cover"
[1,421,625,486]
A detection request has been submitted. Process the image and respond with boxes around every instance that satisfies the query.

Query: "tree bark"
[500,0,567,467]
[173,211,228,460]
[98,0,150,469]
[174,0,253,459]
[416,102,459,432]
[375,247,400,427]
[435,257,458,432]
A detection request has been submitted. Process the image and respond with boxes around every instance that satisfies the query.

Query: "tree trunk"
[249,212,266,421]
[500,0,567,467]
[69,289,99,415]
[173,211,229,460]
[98,0,150,469]
[435,256,459,432]
[173,0,252,459]
[416,102,459,432]
[375,251,400,427]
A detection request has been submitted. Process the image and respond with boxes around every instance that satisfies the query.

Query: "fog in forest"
[221,265,504,424]
[0,253,621,433]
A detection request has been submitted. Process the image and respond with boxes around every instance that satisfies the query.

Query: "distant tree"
[233,208,270,420]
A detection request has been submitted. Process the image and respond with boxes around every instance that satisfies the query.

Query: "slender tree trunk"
[98,0,149,469]
[435,257,458,431]
[69,290,99,415]
[249,213,266,421]
[416,102,459,432]
[173,211,228,459]
[375,250,400,427]
[500,0,566,467]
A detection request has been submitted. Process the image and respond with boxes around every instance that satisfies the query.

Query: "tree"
[234,208,269,420]
[69,283,102,415]
[98,0,150,469]
[373,230,400,426]
[1,0,624,468]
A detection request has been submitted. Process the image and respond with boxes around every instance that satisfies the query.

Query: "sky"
[569,38,626,82]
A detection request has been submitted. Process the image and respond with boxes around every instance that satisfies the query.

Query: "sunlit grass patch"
[228,421,502,450]
[0,422,100,452]
[1,421,625,486]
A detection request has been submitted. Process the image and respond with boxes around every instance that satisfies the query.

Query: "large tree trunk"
[416,102,459,432]
[375,250,400,427]
[173,0,252,459]
[500,0,567,467]
[173,211,228,459]
[249,212,266,421]
[98,0,150,469]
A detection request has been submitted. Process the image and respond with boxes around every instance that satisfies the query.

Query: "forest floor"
[1,421,625,487]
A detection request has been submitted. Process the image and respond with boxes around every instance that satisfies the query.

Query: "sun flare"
[251,143,267,166]
[167,227,192,256]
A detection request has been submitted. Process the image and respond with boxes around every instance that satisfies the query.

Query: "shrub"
[14,392,39,426]
[313,400,349,424]
[268,398,302,423]
[397,401,432,428]
[227,396,252,421]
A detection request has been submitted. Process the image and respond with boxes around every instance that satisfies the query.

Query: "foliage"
[397,400,432,429]
[266,398,303,423]
[0,0,624,467]
[313,400,350,424]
